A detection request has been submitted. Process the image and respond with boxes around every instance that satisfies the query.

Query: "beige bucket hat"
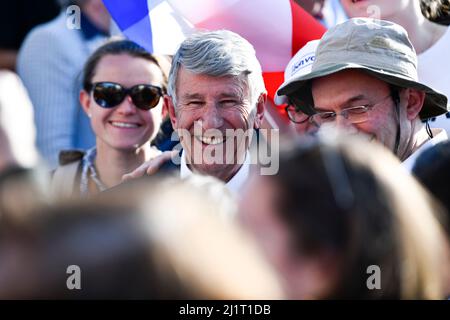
[276,18,448,120]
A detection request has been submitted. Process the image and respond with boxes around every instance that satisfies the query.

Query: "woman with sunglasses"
[51,39,168,198]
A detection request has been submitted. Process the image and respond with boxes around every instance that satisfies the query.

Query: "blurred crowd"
[0,0,449,300]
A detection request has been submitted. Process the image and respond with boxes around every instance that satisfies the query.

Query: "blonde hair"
[138,176,282,299]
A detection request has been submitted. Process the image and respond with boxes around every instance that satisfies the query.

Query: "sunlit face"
[80,54,164,153]
[167,67,265,181]
[340,0,410,18]
[311,69,416,156]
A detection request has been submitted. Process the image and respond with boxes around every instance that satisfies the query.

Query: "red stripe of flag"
[267,0,326,123]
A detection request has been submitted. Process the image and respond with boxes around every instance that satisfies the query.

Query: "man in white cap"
[274,39,320,135]
[276,18,448,170]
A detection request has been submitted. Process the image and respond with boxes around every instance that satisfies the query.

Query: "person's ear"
[253,93,266,129]
[79,90,92,118]
[403,89,425,120]
[161,99,169,119]
[165,95,178,129]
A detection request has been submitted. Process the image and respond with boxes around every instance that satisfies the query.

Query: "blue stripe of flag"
[102,0,154,52]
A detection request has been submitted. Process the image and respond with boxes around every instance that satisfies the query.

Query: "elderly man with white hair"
[124,30,267,194]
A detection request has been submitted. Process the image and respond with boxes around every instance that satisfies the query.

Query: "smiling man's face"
[311,69,403,152]
[167,67,265,182]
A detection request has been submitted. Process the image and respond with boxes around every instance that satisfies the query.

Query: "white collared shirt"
[402,128,448,171]
[180,150,251,195]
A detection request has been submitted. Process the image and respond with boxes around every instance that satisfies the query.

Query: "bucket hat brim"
[277,62,448,120]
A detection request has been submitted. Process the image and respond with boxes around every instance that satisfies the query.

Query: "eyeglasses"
[89,82,163,110]
[285,104,312,124]
[309,94,393,126]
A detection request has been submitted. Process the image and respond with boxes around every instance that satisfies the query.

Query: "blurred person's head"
[141,176,282,299]
[413,140,450,296]
[0,73,47,230]
[166,30,266,182]
[0,176,282,299]
[0,71,39,171]
[178,174,238,220]
[239,133,447,299]
[413,140,450,231]
[0,202,170,299]
[0,167,49,230]
[276,18,448,161]
[80,39,167,155]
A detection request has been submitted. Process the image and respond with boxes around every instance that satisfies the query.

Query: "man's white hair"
[168,30,266,108]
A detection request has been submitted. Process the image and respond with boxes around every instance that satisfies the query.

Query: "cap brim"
[274,92,288,105]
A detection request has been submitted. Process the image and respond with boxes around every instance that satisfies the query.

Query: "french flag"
[102,0,325,110]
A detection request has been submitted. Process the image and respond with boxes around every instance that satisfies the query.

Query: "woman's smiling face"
[81,54,165,152]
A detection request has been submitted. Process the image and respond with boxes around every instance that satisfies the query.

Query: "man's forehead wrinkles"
[181,89,244,100]
[218,91,241,97]
[345,94,367,104]
[182,93,204,100]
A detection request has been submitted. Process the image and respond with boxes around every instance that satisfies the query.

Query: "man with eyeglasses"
[276,18,448,170]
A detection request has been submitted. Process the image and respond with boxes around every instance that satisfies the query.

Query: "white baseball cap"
[274,39,320,105]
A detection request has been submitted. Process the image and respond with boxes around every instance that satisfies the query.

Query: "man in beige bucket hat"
[276,18,448,170]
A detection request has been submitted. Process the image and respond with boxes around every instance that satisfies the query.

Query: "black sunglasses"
[89,82,163,110]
